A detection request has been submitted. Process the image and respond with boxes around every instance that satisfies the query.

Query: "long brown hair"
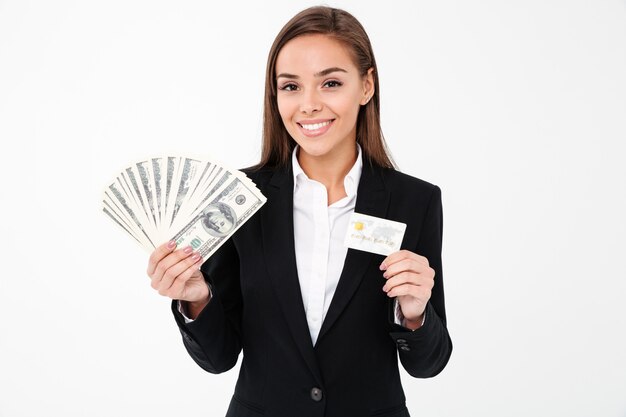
[253,6,395,170]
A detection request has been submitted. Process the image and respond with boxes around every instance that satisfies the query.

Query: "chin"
[296,141,335,158]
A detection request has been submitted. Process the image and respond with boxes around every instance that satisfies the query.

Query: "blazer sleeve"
[388,185,453,377]
[171,238,243,374]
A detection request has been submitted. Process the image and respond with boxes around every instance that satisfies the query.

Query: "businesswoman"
[147,6,452,417]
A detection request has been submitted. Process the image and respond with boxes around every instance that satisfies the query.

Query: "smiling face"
[275,34,374,164]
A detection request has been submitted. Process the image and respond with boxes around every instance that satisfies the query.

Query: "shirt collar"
[292,144,363,197]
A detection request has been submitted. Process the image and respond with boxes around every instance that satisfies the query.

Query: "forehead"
[275,34,357,75]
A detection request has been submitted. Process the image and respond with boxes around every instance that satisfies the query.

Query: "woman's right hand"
[147,241,209,310]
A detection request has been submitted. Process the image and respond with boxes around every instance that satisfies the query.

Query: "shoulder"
[241,166,275,180]
[378,166,441,201]
[240,165,285,190]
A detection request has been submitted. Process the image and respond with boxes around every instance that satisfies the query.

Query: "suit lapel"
[261,165,323,385]
[316,161,390,345]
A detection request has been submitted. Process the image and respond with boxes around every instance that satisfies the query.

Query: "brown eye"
[279,83,298,91]
[324,80,342,88]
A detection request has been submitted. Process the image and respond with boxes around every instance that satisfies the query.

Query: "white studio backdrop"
[1,1,625,416]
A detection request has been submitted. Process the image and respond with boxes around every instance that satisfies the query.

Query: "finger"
[383,271,419,292]
[151,246,194,287]
[380,250,429,271]
[166,258,205,299]
[147,240,177,276]
[382,271,434,293]
[158,251,202,295]
[382,258,429,279]
[387,282,432,300]
[379,250,409,270]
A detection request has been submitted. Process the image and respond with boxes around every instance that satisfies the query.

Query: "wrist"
[184,297,210,320]
[184,282,212,320]
[403,313,424,331]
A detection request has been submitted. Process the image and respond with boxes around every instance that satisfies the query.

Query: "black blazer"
[171,158,452,417]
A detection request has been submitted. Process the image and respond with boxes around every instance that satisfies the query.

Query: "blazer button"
[399,345,411,351]
[310,387,323,402]
[396,338,407,344]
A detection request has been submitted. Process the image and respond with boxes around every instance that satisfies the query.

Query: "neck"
[297,143,358,191]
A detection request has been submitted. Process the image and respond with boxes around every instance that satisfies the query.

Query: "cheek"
[276,95,295,122]
[332,94,362,122]
[276,97,299,139]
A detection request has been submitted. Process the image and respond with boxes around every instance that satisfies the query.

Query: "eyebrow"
[276,67,348,80]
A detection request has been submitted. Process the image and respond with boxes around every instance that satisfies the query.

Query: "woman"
[147,6,452,417]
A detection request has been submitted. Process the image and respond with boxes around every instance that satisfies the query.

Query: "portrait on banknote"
[201,203,236,237]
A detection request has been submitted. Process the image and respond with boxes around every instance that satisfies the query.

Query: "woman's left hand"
[380,250,435,328]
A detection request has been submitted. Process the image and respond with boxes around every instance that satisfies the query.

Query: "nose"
[299,89,322,115]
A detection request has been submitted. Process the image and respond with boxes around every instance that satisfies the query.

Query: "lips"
[297,119,334,137]
[300,120,331,131]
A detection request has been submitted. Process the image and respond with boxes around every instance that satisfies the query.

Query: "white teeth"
[301,121,331,131]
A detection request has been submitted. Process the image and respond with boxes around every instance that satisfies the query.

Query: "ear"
[360,67,375,106]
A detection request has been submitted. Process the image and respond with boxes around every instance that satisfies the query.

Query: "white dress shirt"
[292,146,362,346]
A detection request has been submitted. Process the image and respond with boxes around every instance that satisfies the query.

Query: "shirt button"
[310,387,323,402]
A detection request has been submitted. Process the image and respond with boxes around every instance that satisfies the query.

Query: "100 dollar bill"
[171,176,266,261]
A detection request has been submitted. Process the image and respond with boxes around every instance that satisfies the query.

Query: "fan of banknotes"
[102,156,266,261]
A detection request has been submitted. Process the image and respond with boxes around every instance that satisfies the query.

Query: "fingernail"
[183,246,193,254]
[167,240,176,249]
[379,262,387,271]
[191,253,201,261]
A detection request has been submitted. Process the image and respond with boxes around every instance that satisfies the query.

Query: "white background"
[1,1,625,416]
